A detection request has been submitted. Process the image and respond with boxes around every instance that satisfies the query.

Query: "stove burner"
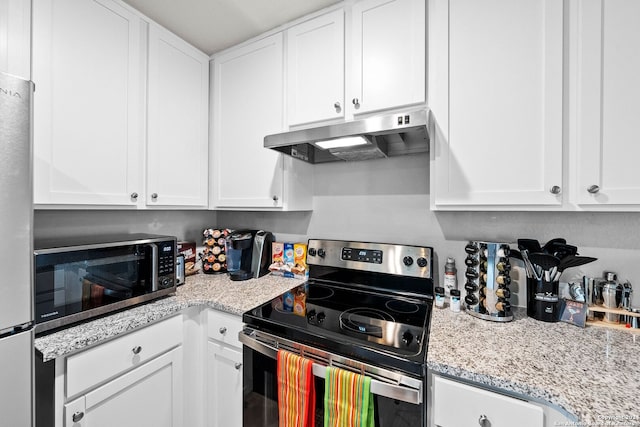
[385,299,420,314]
[339,307,395,338]
[307,285,335,301]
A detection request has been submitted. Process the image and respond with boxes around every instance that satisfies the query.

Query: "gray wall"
[35,153,640,306]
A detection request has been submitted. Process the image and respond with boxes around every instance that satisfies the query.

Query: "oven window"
[34,245,151,325]
[243,348,424,427]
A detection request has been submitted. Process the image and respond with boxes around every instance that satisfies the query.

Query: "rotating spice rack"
[464,241,513,322]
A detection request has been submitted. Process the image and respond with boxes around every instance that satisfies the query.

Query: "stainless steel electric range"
[240,239,434,427]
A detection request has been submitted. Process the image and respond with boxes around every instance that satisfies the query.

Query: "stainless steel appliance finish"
[0,71,35,426]
[264,109,429,163]
[240,328,423,404]
[34,234,177,334]
[241,239,434,427]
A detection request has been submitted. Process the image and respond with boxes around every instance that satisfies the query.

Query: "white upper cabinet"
[211,33,313,210]
[33,0,144,206]
[146,23,209,207]
[572,0,640,208]
[32,0,209,208]
[349,0,425,116]
[286,9,345,127]
[211,34,285,208]
[429,0,564,209]
[0,0,31,80]
[285,0,425,127]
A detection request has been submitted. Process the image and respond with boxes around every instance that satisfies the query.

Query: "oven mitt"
[277,350,316,427]
[324,366,374,427]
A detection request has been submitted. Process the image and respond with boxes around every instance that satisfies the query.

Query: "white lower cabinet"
[64,347,183,427]
[432,376,544,427]
[206,309,243,427]
[53,315,183,427]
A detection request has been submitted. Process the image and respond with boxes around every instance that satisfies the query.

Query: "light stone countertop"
[34,273,640,424]
[34,273,303,362]
[427,307,640,424]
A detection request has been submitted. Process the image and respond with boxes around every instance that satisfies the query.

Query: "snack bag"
[292,243,307,275]
[270,242,284,272]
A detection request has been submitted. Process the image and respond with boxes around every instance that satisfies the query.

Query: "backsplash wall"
[35,153,640,306]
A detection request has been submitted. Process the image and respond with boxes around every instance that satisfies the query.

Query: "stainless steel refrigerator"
[0,71,35,426]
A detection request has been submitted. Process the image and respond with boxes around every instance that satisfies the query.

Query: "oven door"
[240,328,426,427]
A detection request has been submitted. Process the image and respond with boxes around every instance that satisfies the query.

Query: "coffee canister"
[464,241,514,322]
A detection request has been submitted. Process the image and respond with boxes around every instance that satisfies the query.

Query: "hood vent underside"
[264,109,429,164]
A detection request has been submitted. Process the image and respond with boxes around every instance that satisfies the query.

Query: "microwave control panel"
[157,241,176,288]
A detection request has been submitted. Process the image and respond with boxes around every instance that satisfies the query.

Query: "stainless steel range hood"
[264,109,429,164]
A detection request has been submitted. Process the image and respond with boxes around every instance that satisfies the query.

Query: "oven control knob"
[402,331,414,346]
[403,256,414,266]
[316,312,326,324]
[417,257,428,268]
[308,247,317,257]
[307,310,316,324]
[317,248,326,258]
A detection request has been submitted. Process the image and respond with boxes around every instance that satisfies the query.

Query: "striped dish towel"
[277,350,316,427]
[324,366,374,427]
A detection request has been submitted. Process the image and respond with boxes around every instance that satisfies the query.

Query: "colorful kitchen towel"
[324,366,374,427]
[277,349,316,427]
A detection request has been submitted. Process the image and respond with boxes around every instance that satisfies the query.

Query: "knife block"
[464,241,514,322]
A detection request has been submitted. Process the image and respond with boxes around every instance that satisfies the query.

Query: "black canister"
[527,277,560,322]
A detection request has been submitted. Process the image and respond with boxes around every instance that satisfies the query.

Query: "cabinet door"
[432,376,543,427]
[430,0,563,208]
[0,0,31,80]
[207,341,242,427]
[211,33,284,208]
[147,22,209,207]
[287,9,345,126]
[350,0,425,115]
[65,347,184,427]
[573,0,640,206]
[32,0,143,206]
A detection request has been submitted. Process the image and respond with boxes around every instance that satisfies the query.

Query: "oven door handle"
[239,329,423,405]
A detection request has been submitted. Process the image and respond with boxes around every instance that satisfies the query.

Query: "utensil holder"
[526,277,560,322]
[464,241,513,322]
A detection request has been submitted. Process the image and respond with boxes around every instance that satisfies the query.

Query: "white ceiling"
[121,0,342,55]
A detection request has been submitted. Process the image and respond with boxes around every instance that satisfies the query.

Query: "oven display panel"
[341,247,383,264]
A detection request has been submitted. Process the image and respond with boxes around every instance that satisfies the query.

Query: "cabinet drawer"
[66,315,182,398]
[433,376,543,427]
[207,309,243,348]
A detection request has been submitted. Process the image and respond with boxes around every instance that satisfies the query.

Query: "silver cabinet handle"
[549,185,561,195]
[234,362,242,370]
[587,184,600,194]
[130,192,138,200]
[272,195,279,202]
[334,101,341,111]
[478,414,488,427]
[151,193,158,200]
[352,98,360,108]
[132,346,142,355]
[219,327,227,334]
[72,411,85,423]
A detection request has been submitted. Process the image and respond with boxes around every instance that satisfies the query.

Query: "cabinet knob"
[478,414,488,427]
[352,98,360,109]
[587,184,600,194]
[132,346,142,355]
[272,195,279,202]
[72,411,85,423]
[151,193,158,200]
[219,327,227,334]
[234,362,242,370]
[549,185,561,195]
[130,192,138,200]
[334,101,341,112]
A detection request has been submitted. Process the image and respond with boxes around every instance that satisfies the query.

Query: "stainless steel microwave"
[34,234,177,334]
